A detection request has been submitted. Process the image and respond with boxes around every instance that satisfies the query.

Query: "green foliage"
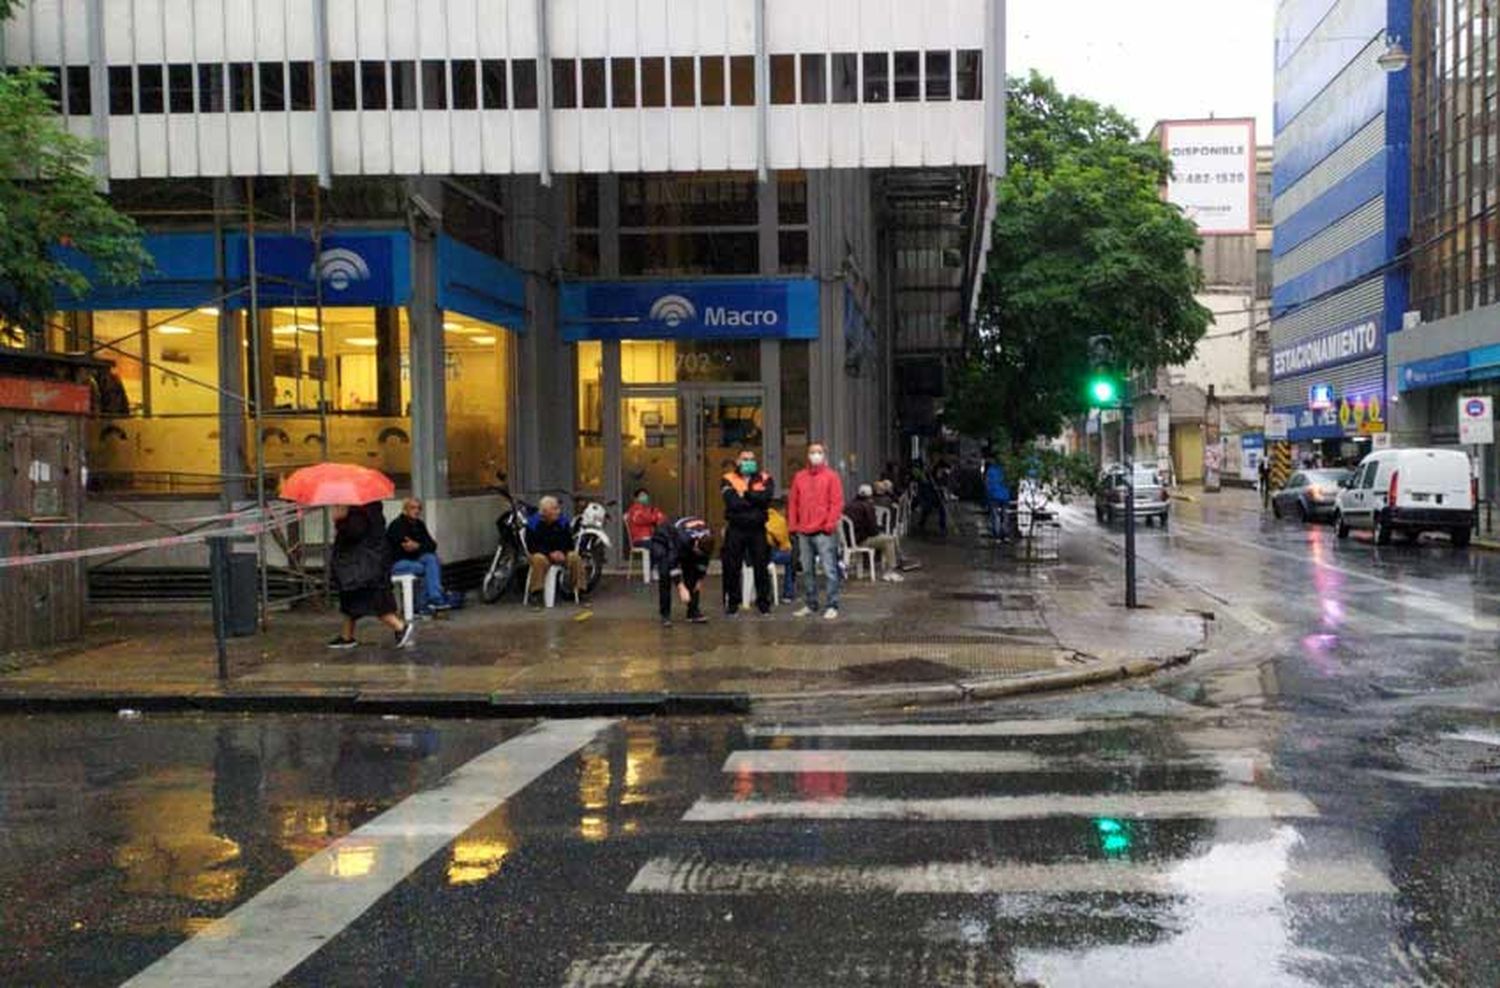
[950,73,1212,444]
[0,64,149,340]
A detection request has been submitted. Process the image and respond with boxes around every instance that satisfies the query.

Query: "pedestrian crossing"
[563,715,1399,987]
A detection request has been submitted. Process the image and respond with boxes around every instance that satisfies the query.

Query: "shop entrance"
[621,385,766,533]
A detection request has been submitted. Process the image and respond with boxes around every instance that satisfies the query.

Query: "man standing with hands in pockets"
[789,441,846,620]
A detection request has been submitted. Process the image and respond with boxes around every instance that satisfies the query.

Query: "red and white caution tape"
[0,507,301,569]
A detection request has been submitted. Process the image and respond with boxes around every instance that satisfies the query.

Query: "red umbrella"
[279,463,395,507]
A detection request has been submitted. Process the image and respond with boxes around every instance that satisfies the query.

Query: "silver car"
[1271,468,1351,523]
[1095,465,1171,528]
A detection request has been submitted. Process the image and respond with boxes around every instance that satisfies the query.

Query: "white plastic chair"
[391,573,419,623]
[839,515,878,582]
[628,545,654,584]
[519,527,578,607]
[740,563,781,609]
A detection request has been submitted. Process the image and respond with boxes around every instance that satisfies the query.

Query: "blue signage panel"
[1399,352,1470,392]
[54,233,220,311]
[1272,317,1383,379]
[561,278,820,342]
[437,235,527,332]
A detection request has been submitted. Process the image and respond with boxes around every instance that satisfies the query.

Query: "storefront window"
[444,315,512,493]
[93,311,146,412]
[620,340,761,384]
[621,395,682,522]
[781,341,811,474]
[146,308,221,416]
[576,341,604,493]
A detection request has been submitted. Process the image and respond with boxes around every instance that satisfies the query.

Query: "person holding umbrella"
[278,463,415,649]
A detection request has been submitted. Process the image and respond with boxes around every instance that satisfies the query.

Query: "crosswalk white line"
[744,718,1115,739]
[122,718,615,988]
[626,855,1395,897]
[683,788,1319,823]
[723,749,1261,780]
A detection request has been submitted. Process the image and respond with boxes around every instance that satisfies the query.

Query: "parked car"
[1335,448,1474,546]
[1272,468,1352,523]
[1095,464,1171,528]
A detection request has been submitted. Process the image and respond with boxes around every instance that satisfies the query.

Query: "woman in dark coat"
[328,501,414,649]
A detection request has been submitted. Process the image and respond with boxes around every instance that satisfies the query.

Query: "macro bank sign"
[561,278,820,342]
[1272,318,1383,378]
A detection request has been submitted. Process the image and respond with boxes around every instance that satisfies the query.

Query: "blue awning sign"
[561,278,820,342]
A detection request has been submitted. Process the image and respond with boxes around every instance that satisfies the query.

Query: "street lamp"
[1377,33,1410,73]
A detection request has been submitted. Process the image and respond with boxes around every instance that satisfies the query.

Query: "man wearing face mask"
[788,441,846,619]
[720,448,776,616]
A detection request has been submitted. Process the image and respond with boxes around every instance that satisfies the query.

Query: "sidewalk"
[0,508,1211,713]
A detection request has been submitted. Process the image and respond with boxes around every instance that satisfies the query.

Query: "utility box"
[0,351,100,653]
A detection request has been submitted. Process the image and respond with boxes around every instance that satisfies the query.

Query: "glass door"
[621,389,683,522]
[683,386,766,533]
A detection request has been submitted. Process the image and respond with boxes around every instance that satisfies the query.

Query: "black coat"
[721,471,774,530]
[648,517,712,578]
[332,503,391,592]
[387,514,438,562]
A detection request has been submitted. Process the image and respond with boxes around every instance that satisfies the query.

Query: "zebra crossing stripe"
[626,855,1395,897]
[723,749,1262,780]
[683,788,1319,823]
[743,718,1114,739]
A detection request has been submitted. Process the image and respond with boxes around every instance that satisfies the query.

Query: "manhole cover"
[840,657,969,684]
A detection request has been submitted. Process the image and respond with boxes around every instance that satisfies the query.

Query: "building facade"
[1389,0,1500,514]
[1270,0,1411,466]
[0,0,1003,592]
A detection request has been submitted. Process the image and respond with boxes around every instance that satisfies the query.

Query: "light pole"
[1088,337,1139,609]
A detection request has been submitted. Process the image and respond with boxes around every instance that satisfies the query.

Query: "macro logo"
[649,294,697,328]
[311,247,372,292]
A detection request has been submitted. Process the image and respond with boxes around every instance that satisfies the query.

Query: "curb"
[959,654,1188,700]
[0,689,753,719]
[1170,491,1199,503]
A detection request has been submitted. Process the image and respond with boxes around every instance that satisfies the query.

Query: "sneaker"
[326,636,357,649]
[527,593,544,609]
[396,622,417,648]
[793,605,814,618]
[430,599,453,612]
[689,613,709,624]
[882,572,905,583]
[723,607,738,618]
[822,607,840,621]
[661,618,673,628]
[758,607,773,618]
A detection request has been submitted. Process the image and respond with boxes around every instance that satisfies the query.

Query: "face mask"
[808,452,826,467]
[740,460,758,475]
[636,494,650,505]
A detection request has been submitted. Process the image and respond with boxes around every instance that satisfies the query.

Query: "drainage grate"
[932,592,1004,603]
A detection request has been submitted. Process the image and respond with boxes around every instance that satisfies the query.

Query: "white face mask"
[808,451,826,467]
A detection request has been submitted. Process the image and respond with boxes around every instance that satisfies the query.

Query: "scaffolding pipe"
[246,179,270,631]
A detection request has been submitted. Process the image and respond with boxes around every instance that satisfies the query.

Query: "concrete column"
[213,179,247,503]
[508,177,572,496]
[405,177,447,500]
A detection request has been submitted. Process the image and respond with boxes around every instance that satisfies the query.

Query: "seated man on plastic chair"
[766,498,796,602]
[387,498,459,617]
[525,496,586,608]
[847,484,904,582]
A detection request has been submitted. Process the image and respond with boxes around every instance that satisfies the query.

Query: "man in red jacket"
[787,441,846,619]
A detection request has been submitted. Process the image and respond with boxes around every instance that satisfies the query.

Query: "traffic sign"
[1459,395,1494,445]
[1264,413,1293,440]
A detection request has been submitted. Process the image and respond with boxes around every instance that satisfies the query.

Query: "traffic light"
[1088,374,1121,408]
[1086,335,1121,409]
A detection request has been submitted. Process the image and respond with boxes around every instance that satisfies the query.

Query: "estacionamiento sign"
[1273,320,1381,377]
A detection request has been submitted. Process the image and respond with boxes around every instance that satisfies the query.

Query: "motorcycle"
[571,497,616,595]
[480,485,534,604]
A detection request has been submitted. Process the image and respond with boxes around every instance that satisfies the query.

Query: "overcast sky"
[1007,0,1276,145]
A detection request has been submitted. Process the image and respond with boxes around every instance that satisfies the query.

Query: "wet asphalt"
[3,499,1500,987]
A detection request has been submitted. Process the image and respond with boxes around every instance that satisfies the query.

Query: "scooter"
[481,484,534,603]
[571,497,616,595]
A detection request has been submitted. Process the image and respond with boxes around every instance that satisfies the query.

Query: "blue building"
[1270,0,1411,463]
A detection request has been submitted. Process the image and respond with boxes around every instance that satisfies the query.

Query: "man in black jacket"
[386,498,451,616]
[648,516,715,626]
[721,448,775,616]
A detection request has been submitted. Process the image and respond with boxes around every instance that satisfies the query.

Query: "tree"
[0,17,148,345]
[950,73,1212,447]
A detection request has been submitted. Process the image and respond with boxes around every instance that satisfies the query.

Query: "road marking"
[723,749,1261,781]
[626,855,1395,897]
[744,718,1116,739]
[122,718,615,988]
[683,788,1319,823]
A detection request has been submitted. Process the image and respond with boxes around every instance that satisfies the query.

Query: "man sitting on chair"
[525,496,586,607]
[847,484,904,582]
[386,498,455,617]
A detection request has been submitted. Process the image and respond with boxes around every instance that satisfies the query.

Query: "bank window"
[66,65,91,116]
[641,57,666,108]
[770,54,796,105]
[552,59,577,109]
[421,59,447,110]
[482,59,508,109]
[801,54,826,104]
[443,315,512,493]
[957,49,982,100]
[671,57,696,107]
[167,63,193,113]
[781,340,810,474]
[621,340,761,384]
[257,62,285,112]
[513,59,539,109]
[619,232,759,276]
[779,231,809,273]
[230,62,255,111]
[611,58,637,108]
[894,51,920,102]
[289,61,314,111]
[146,309,220,416]
[832,53,858,104]
[582,58,606,108]
[576,341,604,493]
[108,66,134,115]
[926,51,951,100]
[863,53,889,102]
[329,61,356,110]
[729,55,755,107]
[700,56,726,106]
[391,61,417,110]
[452,60,478,109]
[778,171,808,224]
[361,61,388,109]
[92,312,145,412]
[620,173,760,226]
[198,64,224,112]
[135,64,163,114]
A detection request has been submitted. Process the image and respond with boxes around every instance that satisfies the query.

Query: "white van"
[1335,448,1475,546]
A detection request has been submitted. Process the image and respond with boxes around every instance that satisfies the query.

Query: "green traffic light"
[1089,377,1119,406]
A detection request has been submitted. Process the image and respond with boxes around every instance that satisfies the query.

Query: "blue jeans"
[988,501,1012,540]
[797,532,841,610]
[392,553,445,606]
[771,548,795,598]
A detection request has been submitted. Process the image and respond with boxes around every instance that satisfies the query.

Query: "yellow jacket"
[765,508,791,551]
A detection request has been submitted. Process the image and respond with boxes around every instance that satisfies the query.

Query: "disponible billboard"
[1160,119,1256,235]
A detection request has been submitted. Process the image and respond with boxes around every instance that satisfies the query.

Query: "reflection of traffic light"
[1095,817,1132,856]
